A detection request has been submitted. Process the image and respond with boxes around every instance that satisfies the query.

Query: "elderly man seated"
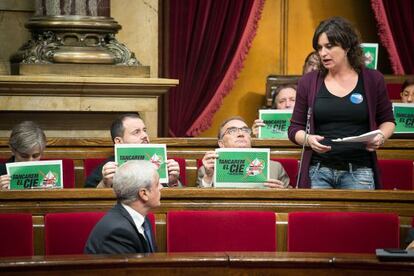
[85,160,161,254]
[197,116,290,188]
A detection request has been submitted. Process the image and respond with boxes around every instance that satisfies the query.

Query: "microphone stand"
[296,108,312,188]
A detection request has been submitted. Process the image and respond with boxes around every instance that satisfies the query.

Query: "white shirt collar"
[121,203,145,236]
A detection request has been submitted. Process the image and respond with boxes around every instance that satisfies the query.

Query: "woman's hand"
[366,133,385,152]
[306,134,331,153]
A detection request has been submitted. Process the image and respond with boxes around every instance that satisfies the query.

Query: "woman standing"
[288,17,395,189]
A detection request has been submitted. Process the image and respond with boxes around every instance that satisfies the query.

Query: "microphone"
[296,107,312,189]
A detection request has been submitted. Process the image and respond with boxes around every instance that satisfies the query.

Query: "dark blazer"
[84,156,114,188]
[84,202,156,254]
[0,156,15,176]
[288,67,395,189]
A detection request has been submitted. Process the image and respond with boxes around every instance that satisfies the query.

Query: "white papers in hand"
[331,129,382,143]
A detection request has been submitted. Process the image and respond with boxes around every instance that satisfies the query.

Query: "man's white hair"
[112,160,158,205]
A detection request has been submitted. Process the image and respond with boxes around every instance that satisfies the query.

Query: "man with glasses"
[197,116,290,188]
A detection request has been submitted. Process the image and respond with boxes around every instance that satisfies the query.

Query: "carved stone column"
[11,0,149,77]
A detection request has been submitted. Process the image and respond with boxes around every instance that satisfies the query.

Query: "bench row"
[1,210,408,258]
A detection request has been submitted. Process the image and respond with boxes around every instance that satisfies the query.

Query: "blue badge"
[350,93,363,104]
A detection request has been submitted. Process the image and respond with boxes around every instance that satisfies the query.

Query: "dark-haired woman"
[288,17,395,189]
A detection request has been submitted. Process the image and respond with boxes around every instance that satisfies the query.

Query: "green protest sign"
[258,109,292,139]
[214,148,269,188]
[393,103,414,133]
[115,144,168,183]
[361,43,378,70]
[6,160,63,190]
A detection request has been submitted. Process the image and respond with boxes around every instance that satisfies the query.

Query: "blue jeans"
[309,162,375,190]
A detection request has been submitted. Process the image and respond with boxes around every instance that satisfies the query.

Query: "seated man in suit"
[197,116,290,188]
[85,160,160,254]
[84,113,181,188]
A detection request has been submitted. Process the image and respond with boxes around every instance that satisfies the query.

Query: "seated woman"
[252,84,297,136]
[400,79,414,103]
[0,121,46,189]
[302,51,320,74]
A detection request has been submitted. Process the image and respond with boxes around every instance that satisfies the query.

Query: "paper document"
[331,130,382,143]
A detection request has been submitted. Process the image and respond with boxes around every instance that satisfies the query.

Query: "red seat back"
[0,213,33,257]
[45,212,105,255]
[271,158,298,187]
[45,211,156,255]
[83,158,107,181]
[387,83,402,100]
[167,210,276,252]
[46,158,75,189]
[288,211,400,254]
[147,212,156,238]
[197,159,203,169]
[169,157,187,186]
[378,159,414,190]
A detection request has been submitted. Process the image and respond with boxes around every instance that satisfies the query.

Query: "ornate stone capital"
[12,15,140,66]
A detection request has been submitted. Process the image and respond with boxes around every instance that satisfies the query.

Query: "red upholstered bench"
[271,158,299,187]
[378,159,414,190]
[387,83,402,100]
[45,212,156,255]
[167,210,276,252]
[44,158,75,188]
[0,213,33,257]
[288,211,400,254]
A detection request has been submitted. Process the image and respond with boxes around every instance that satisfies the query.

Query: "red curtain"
[371,0,414,74]
[168,0,264,137]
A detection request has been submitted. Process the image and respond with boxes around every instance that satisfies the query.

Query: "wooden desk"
[0,252,413,275]
[1,189,413,254]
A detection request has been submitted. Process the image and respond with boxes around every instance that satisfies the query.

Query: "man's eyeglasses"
[222,127,252,137]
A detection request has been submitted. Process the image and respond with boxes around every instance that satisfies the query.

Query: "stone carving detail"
[106,34,140,65]
[13,16,139,65]
[19,31,59,63]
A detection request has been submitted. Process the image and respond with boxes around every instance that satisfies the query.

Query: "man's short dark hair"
[217,116,247,139]
[110,113,141,142]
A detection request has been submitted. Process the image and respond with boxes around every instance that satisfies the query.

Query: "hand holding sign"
[101,161,117,188]
[0,174,10,189]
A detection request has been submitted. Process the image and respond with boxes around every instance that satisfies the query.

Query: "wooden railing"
[1,188,413,254]
[1,252,413,275]
[1,138,414,188]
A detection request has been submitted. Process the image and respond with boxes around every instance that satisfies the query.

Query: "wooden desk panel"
[1,189,414,254]
[0,253,413,275]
